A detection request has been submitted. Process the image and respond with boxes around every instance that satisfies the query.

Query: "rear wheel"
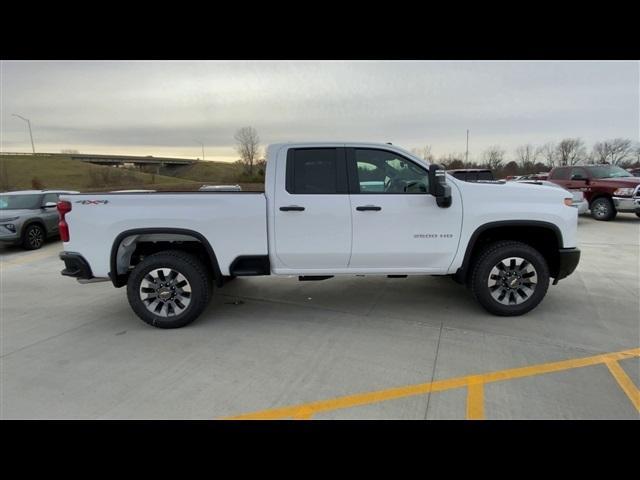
[22,224,45,250]
[590,197,616,221]
[126,250,211,328]
[471,241,550,316]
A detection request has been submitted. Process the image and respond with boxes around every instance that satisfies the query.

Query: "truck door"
[346,148,462,272]
[567,167,590,193]
[41,193,60,234]
[273,147,352,269]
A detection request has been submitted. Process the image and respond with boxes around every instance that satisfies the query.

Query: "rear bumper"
[553,248,580,284]
[612,196,640,213]
[60,252,94,280]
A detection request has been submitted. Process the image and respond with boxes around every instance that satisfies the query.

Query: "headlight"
[613,188,635,197]
[0,216,20,222]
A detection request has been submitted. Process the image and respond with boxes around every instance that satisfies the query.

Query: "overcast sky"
[1,61,638,162]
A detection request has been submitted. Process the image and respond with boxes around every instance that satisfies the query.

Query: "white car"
[58,142,580,328]
[516,180,588,215]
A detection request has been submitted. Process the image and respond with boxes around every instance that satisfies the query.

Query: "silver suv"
[0,190,78,250]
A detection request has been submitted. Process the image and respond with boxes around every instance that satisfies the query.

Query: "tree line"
[233,128,640,181]
[411,138,640,177]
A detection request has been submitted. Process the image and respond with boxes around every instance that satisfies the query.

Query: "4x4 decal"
[75,200,109,205]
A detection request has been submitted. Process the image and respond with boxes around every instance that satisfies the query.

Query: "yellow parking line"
[466,380,485,420]
[604,360,640,411]
[224,347,640,420]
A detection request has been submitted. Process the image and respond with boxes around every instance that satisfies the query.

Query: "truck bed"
[60,191,268,278]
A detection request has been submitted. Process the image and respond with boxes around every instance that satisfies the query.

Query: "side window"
[42,193,59,205]
[551,168,570,180]
[286,148,345,194]
[353,149,428,194]
[570,167,588,179]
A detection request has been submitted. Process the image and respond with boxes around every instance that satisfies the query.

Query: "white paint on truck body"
[61,142,577,280]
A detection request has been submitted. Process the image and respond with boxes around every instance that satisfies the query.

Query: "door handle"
[356,205,382,211]
[279,205,305,211]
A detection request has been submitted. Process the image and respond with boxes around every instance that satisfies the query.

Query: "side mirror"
[428,164,452,208]
[43,202,57,208]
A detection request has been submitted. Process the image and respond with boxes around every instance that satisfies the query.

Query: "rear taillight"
[57,200,72,242]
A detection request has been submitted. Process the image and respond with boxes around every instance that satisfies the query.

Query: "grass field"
[0,154,253,192]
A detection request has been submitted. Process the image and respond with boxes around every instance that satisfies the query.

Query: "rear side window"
[42,193,59,205]
[286,148,347,194]
[477,171,494,181]
[550,168,570,180]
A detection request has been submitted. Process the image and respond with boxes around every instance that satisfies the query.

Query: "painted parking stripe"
[224,347,640,420]
[605,360,640,411]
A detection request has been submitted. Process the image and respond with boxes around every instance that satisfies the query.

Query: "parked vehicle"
[0,190,79,249]
[516,180,588,215]
[627,167,640,177]
[58,142,580,328]
[447,169,495,182]
[547,165,640,220]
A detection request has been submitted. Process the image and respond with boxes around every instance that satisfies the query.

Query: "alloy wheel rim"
[487,256,538,306]
[593,202,608,217]
[29,227,43,247]
[139,268,192,317]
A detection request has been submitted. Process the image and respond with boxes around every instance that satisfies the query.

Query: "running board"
[298,276,334,281]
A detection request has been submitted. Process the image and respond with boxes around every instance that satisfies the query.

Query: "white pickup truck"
[58,142,580,328]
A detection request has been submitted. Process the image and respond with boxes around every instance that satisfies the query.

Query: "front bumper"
[0,225,20,243]
[573,200,588,215]
[553,248,580,284]
[60,252,94,280]
[612,196,640,213]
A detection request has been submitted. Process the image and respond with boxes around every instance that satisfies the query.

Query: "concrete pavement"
[1,214,638,419]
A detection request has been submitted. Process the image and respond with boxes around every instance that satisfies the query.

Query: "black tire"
[22,223,45,250]
[636,212,640,218]
[470,241,550,316]
[590,197,616,221]
[126,250,212,329]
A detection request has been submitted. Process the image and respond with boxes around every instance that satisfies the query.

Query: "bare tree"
[591,138,634,165]
[234,126,261,176]
[482,145,505,171]
[538,142,558,168]
[514,144,539,171]
[556,138,586,166]
[411,145,434,162]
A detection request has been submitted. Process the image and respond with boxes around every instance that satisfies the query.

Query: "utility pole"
[12,114,36,154]
[465,129,469,165]
[195,141,205,161]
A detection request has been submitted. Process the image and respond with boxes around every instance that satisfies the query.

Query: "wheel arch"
[21,218,47,238]
[455,220,564,285]
[109,228,223,288]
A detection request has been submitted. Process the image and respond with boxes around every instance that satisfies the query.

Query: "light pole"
[465,129,469,165]
[195,141,205,161]
[12,114,36,154]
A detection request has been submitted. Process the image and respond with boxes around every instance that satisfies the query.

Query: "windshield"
[586,165,633,179]
[0,194,42,210]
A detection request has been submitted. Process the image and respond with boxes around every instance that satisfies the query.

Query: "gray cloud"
[1,60,638,161]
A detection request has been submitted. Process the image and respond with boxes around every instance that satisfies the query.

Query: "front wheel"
[590,197,616,221]
[471,241,550,316]
[126,250,212,328]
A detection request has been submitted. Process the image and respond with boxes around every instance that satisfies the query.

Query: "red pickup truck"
[547,165,640,221]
